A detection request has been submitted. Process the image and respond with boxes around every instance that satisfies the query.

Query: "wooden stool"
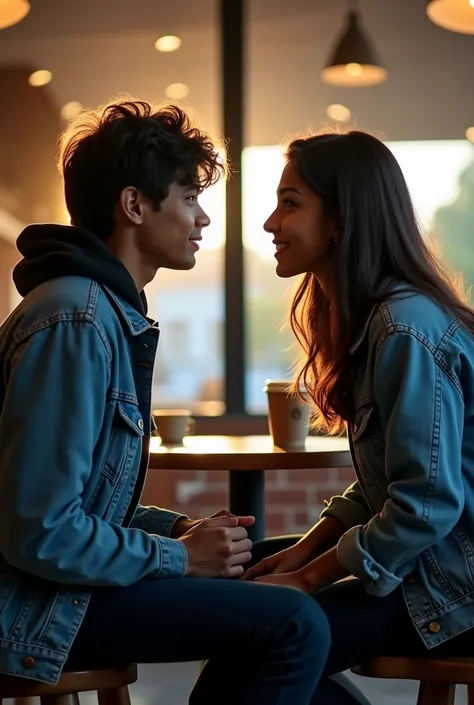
[0,665,137,705]
[353,657,474,705]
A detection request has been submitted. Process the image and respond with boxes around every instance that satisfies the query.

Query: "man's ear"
[118,187,144,225]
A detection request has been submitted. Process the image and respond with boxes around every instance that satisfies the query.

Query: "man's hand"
[180,514,253,578]
[171,509,255,539]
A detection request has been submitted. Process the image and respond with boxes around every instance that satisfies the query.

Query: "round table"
[149,435,351,542]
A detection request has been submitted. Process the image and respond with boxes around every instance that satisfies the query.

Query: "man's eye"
[187,194,198,202]
[282,198,296,207]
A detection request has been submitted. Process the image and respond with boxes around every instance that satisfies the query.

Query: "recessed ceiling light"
[165,83,189,100]
[327,104,352,122]
[466,126,474,143]
[60,101,83,121]
[28,69,52,87]
[0,0,30,30]
[155,35,182,52]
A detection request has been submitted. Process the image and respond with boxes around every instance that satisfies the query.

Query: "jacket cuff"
[154,536,188,577]
[337,526,403,597]
[141,508,189,537]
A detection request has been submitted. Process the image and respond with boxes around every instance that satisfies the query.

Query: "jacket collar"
[103,286,157,336]
[348,280,416,355]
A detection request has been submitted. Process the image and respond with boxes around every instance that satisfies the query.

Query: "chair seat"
[0,665,138,698]
[353,657,474,684]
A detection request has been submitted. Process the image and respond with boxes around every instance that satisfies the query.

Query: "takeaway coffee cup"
[263,380,311,450]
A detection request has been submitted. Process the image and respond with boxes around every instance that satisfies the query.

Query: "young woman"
[243,130,474,704]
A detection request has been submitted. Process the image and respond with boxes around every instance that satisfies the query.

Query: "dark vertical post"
[220,0,246,414]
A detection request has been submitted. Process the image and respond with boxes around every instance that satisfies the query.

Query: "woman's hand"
[241,542,312,581]
[254,569,314,593]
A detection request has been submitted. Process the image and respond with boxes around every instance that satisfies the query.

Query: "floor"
[74,662,467,705]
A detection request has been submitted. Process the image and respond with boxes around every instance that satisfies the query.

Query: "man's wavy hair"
[59,98,226,239]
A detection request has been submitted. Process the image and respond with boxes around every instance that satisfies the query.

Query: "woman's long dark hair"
[288,130,474,434]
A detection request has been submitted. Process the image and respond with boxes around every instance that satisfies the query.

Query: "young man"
[0,100,331,705]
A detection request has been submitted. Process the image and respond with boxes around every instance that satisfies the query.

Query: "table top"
[149,435,351,471]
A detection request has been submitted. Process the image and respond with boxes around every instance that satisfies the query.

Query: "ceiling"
[0,0,473,144]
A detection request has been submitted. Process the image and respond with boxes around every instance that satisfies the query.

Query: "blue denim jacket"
[0,276,188,683]
[321,285,474,648]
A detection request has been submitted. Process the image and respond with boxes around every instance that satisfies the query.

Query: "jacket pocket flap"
[117,401,145,436]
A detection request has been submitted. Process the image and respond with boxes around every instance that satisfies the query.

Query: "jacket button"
[406,573,417,584]
[22,656,35,669]
[138,419,144,430]
[140,361,150,368]
[428,621,441,633]
[72,599,79,606]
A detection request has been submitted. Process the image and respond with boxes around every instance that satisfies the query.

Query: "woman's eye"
[282,198,296,207]
[187,194,198,203]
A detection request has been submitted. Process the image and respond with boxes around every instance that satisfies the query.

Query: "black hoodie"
[13,223,147,315]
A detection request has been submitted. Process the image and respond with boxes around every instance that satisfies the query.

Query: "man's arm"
[130,504,189,537]
[0,321,187,586]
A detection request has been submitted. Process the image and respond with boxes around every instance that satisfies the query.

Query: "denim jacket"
[321,285,474,648]
[0,276,188,683]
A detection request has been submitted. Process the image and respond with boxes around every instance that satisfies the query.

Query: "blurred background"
[1,0,474,701]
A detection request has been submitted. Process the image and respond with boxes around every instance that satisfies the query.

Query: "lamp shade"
[426,0,474,34]
[0,0,30,30]
[322,11,387,87]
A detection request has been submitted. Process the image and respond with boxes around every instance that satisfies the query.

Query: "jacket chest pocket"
[351,404,387,509]
[86,401,144,517]
[102,401,144,483]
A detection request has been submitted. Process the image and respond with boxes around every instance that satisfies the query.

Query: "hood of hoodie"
[13,223,147,316]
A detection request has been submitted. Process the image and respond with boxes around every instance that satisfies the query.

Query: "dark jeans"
[67,536,474,705]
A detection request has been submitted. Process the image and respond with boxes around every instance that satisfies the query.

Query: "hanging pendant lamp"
[321,2,387,87]
[426,0,474,35]
[0,0,30,30]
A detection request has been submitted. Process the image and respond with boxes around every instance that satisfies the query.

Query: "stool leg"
[98,686,131,705]
[41,694,80,705]
[468,683,474,705]
[416,682,455,705]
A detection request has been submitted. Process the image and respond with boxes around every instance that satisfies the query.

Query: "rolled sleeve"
[337,526,402,596]
[131,505,189,537]
[320,480,373,530]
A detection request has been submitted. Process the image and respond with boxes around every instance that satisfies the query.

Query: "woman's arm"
[337,330,465,596]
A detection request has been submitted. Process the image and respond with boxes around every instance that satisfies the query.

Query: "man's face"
[137,182,211,271]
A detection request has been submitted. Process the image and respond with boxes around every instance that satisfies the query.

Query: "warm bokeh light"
[466,126,474,142]
[165,82,189,100]
[0,0,30,30]
[321,63,387,86]
[346,62,363,76]
[155,35,182,52]
[28,69,52,87]
[327,104,352,122]
[426,0,474,34]
[60,101,83,121]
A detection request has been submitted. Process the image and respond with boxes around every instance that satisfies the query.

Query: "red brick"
[289,468,333,483]
[294,510,310,528]
[266,512,287,533]
[266,489,308,506]
[178,490,229,508]
[336,466,356,482]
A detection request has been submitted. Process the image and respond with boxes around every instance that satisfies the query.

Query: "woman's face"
[264,160,337,279]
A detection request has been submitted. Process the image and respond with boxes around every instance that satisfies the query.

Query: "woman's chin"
[275,259,304,279]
